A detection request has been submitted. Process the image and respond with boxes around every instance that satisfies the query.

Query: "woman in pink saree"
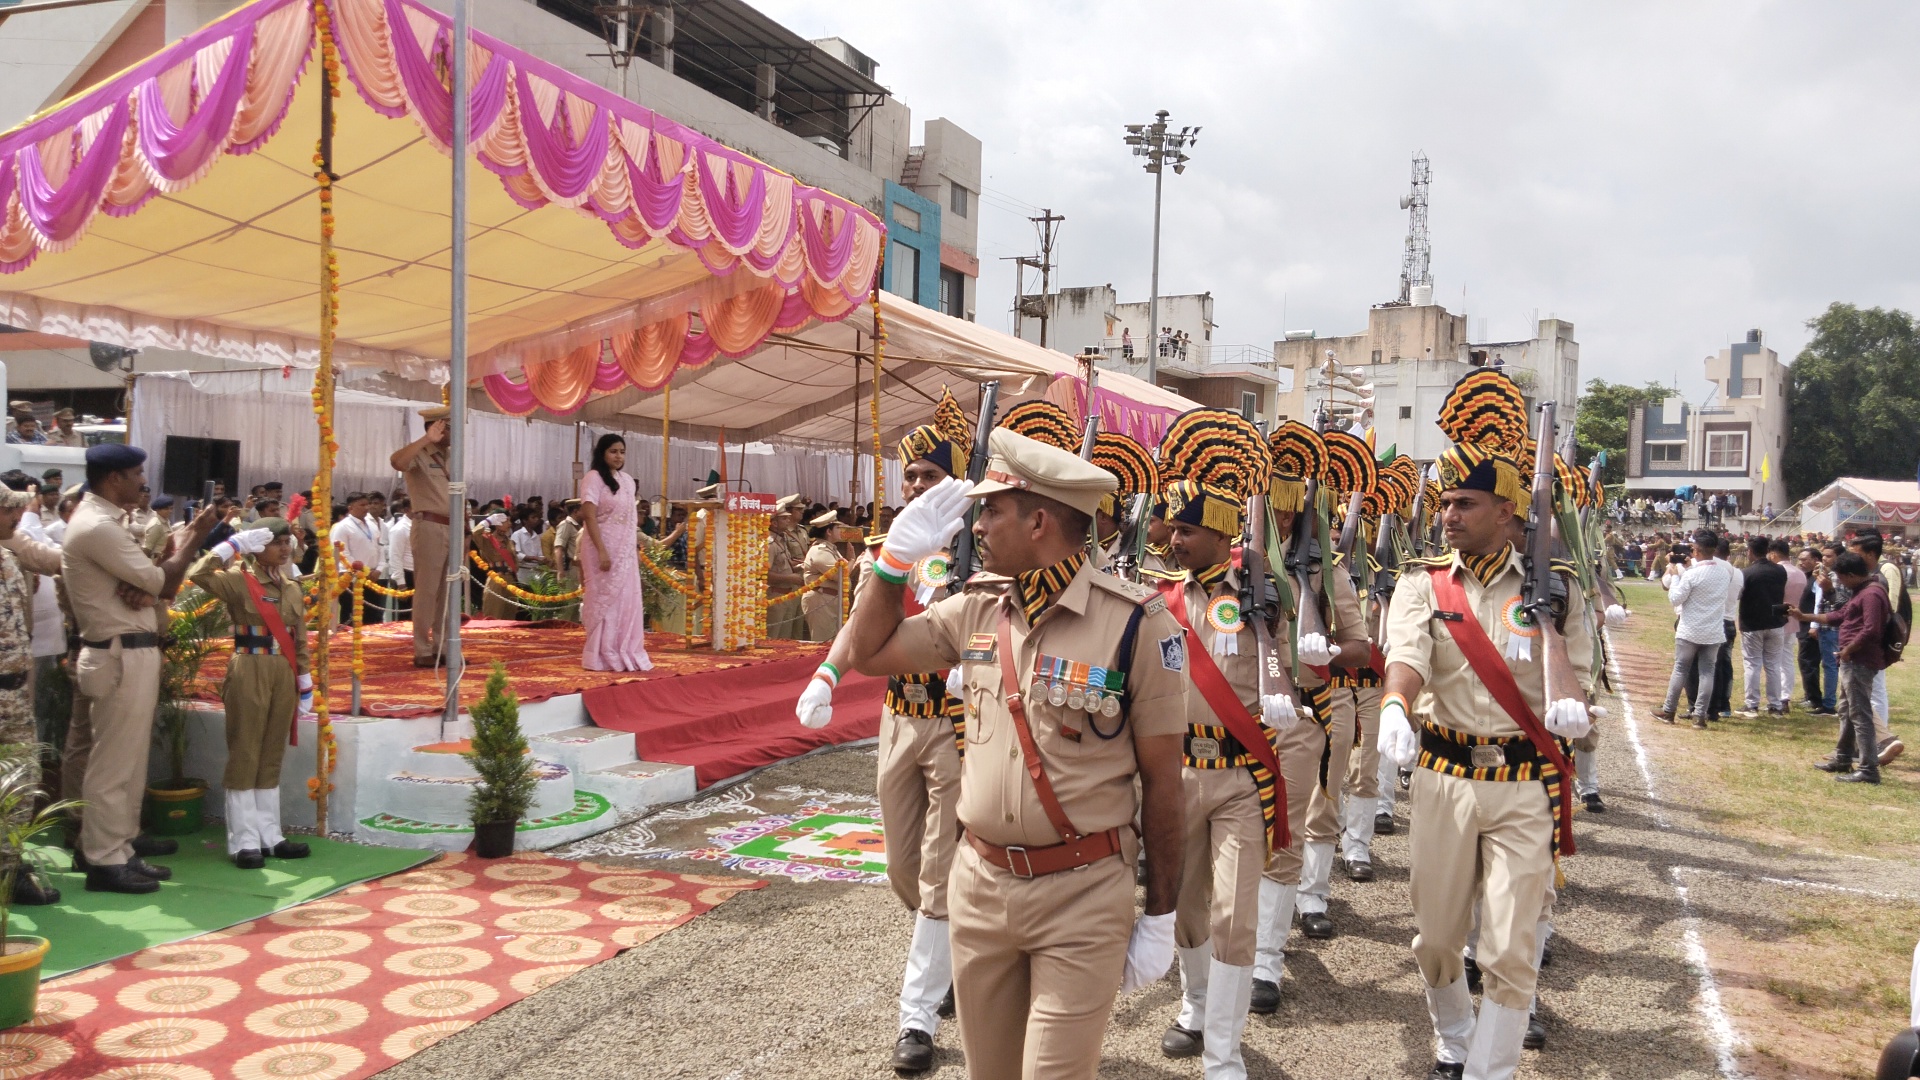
[578,434,653,672]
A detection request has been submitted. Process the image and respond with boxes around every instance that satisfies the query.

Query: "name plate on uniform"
[1188,736,1223,760]
[962,633,996,662]
[902,683,931,704]
[1469,744,1507,769]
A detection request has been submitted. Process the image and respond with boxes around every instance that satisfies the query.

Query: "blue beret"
[85,443,146,471]
[151,494,174,509]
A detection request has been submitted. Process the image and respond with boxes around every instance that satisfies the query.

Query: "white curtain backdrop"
[131,370,907,510]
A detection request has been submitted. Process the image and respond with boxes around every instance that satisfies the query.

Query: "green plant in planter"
[0,744,77,936]
[462,663,535,830]
[518,570,577,621]
[153,585,229,785]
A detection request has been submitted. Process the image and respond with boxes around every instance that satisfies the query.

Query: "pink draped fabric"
[1049,373,1179,448]
[577,468,652,672]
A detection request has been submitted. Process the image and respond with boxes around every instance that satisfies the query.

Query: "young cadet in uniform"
[1250,422,1367,1010]
[799,510,847,641]
[1295,430,1377,937]
[189,519,314,868]
[391,407,455,667]
[1138,499,1184,583]
[1152,410,1299,1078]
[1342,455,1421,872]
[1376,371,1595,1080]
[795,390,973,1074]
[843,428,1187,1080]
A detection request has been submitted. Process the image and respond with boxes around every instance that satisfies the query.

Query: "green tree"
[1574,378,1669,488]
[1783,303,1920,501]
[463,662,535,825]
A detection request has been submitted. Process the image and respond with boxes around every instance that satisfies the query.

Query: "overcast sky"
[756,0,1920,399]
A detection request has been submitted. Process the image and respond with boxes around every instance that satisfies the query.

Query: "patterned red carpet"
[13,852,761,1078]
[195,622,814,718]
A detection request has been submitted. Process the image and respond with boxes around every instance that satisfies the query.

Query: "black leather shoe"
[1346,859,1375,882]
[234,849,266,870]
[936,985,954,1019]
[131,834,179,858]
[1300,911,1334,939]
[1524,1011,1546,1049]
[12,870,58,906]
[1429,1061,1465,1080]
[1540,942,1553,967]
[68,847,89,872]
[1249,977,1280,1014]
[1815,757,1852,774]
[1374,812,1396,835]
[1463,954,1483,994]
[1160,1023,1202,1058]
[270,839,311,859]
[126,857,171,881]
[1837,769,1881,784]
[1583,793,1607,813]
[86,863,160,894]
[891,1028,934,1074]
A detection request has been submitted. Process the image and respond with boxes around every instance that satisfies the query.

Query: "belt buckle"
[1188,736,1222,760]
[902,683,930,704]
[1004,845,1034,879]
[1469,744,1506,770]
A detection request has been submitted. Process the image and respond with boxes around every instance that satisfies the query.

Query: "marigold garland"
[468,549,586,603]
[763,567,839,608]
[308,0,345,820]
[870,245,885,510]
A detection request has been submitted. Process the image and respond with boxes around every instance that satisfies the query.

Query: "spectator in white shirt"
[509,508,545,586]
[1658,531,1731,728]
[329,491,383,626]
[386,500,413,623]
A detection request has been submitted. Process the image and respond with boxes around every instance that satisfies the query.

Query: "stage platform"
[177,622,885,852]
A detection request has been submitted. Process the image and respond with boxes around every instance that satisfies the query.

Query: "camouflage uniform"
[0,547,36,750]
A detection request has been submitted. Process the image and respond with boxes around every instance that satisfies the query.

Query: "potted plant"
[0,744,79,1028]
[462,662,535,858]
[146,585,227,836]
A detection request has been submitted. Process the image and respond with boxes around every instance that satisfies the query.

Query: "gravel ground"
[372,662,1846,1080]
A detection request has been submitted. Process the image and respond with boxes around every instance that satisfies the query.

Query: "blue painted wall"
[881,180,942,310]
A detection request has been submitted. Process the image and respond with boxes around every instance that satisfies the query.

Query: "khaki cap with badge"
[967,427,1115,517]
[418,405,451,422]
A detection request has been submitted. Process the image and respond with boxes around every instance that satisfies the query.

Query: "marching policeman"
[1376,371,1594,1080]
[842,428,1187,1080]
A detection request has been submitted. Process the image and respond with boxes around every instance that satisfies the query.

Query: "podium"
[708,491,777,650]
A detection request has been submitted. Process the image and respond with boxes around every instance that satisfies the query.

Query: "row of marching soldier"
[798,366,1627,1080]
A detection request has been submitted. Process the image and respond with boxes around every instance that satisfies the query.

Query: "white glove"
[877,477,976,569]
[795,677,834,729]
[1604,604,1628,627]
[1297,632,1339,667]
[946,667,965,699]
[216,527,275,561]
[1118,911,1177,995]
[1259,692,1299,732]
[298,692,314,716]
[296,673,314,693]
[1543,697,1592,741]
[1377,694,1418,769]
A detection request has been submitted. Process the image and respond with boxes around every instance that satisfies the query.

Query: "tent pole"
[442,0,470,735]
[310,6,342,829]
[660,382,670,498]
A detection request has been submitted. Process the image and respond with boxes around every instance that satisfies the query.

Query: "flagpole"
[442,0,470,734]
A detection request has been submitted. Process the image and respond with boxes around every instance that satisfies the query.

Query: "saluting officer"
[1152,409,1299,1079]
[390,406,455,667]
[796,390,973,1074]
[842,428,1187,1080]
[1250,422,1367,1011]
[1376,370,1595,1080]
[799,509,847,642]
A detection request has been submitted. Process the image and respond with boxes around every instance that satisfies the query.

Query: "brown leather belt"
[967,826,1121,879]
[414,511,451,526]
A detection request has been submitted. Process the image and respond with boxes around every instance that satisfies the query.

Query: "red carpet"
[583,654,886,787]
[19,852,762,1079]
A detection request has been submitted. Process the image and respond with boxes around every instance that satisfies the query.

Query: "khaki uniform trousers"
[877,708,960,918]
[60,692,91,827]
[1263,693,1347,884]
[1302,685,1359,844]
[767,596,806,640]
[802,592,840,642]
[1344,685,1384,801]
[410,519,451,660]
[1173,765,1264,966]
[74,642,162,866]
[222,654,297,791]
[949,842,1135,1080]
[1407,767,1555,1011]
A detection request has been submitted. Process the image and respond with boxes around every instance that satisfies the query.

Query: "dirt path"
[373,627,1908,1079]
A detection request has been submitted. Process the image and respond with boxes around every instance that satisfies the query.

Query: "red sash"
[1157,580,1290,850]
[484,533,517,574]
[1428,567,1576,856]
[242,570,301,746]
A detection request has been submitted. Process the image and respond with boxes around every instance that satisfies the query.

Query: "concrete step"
[528,726,636,775]
[354,790,616,852]
[383,757,573,825]
[579,759,697,812]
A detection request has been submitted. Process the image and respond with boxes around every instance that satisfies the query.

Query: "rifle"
[1286,468,1330,653]
[1406,469,1430,557]
[1334,491,1364,562]
[1110,491,1150,582]
[1244,493,1301,713]
[1371,510,1401,647]
[1522,402,1586,709]
[948,380,999,582]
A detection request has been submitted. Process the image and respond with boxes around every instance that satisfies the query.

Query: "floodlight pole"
[1122,109,1198,389]
[443,0,470,734]
[1147,162,1164,386]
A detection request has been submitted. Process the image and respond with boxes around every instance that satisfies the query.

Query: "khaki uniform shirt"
[141,515,170,560]
[884,560,1187,849]
[802,541,844,599]
[44,428,86,448]
[556,519,582,572]
[188,552,311,675]
[1385,548,1596,740]
[1175,568,1267,720]
[62,493,167,639]
[400,444,452,513]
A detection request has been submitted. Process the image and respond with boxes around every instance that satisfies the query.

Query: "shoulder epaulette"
[865,533,886,549]
[1138,566,1186,582]
[1330,551,1348,567]
[961,573,1012,593]
[1088,572,1157,607]
[1550,558,1579,577]
[1404,554,1454,570]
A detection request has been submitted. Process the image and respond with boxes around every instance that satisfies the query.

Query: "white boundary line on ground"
[1604,627,1748,1079]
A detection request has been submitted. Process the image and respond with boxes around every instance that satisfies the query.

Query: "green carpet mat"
[14,827,434,978]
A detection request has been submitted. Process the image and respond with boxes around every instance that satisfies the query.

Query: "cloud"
[755,0,1920,395]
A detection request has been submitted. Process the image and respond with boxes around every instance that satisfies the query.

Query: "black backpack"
[1875,577,1910,666]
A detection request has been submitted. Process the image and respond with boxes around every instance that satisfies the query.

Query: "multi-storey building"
[1624,330,1790,515]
